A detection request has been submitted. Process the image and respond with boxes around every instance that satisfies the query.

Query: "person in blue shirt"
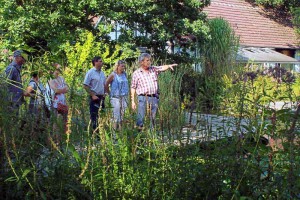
[5,50,29,114]
[105,60,129,130]
[83,56,106,131]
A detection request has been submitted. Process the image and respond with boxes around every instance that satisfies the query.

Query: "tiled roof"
[203,0,299,49]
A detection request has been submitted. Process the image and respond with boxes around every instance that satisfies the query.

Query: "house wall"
[276,49,295,58]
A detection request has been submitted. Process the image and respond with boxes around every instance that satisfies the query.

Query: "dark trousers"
[8,102,21,116]
[89,95,104,130]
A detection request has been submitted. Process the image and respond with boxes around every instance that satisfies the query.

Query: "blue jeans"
[137,95,159,128]
[90,95,104,130]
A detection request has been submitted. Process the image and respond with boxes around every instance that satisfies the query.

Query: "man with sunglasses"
[83,56,106,131]
[4,50,29,113]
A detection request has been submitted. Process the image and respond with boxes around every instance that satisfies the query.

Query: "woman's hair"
[114,60,125,71]
[138,53,151,63]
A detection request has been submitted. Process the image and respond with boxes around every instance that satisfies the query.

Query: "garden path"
[177,101,298,145]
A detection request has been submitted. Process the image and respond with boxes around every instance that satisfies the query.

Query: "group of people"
[26,63,68,118]
[83,53,177,131]
[4,50,177,135]
[5,50,69,137]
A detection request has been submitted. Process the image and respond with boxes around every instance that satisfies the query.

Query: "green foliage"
[63,30,139,103]
[253,0,300,9]
[109,0,210,55]
[198,17,239,112]
[197,75,227,112]
[158,64,187,136]
[217,71,300,198]
[201,18,239,76]
[1,61,300,199]
[293,7,300,37]
[221,70,299,116]
[0,0,98,54]
[0,0,210,63]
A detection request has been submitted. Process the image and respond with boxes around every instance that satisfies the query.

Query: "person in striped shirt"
[131,53,177,130]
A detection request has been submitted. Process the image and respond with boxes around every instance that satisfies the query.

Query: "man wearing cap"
[5,50,29,113]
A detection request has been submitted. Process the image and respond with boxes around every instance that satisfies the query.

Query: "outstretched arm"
[158,63,178,72]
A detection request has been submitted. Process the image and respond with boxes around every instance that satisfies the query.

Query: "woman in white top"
[49,63,68,134]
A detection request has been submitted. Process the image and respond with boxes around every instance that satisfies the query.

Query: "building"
[204,0,300,70]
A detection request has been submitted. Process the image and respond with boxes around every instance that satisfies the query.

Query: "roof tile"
[204,0,299,49]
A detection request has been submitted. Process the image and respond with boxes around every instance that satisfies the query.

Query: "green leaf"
[5,176,17,182]
[21,169,31,179]
[68,144,83,167]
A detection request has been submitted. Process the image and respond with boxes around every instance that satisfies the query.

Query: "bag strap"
[30,79,45,95]
[36,81,44,95]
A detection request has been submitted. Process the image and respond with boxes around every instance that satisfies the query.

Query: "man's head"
[13,50,27,66]
[31,71,38,78]
[92,56,103,69]
[31,69,43,79]
[138,53,151,69]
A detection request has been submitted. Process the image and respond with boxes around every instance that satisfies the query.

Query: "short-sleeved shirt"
[52,76,67,108]
[5,61,24,104]
[131,66,161,95]
[83,68,106,95]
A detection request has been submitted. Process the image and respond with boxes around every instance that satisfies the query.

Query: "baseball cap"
[13,50,28,61]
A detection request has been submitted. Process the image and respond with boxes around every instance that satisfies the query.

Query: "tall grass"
[1,60,300,199]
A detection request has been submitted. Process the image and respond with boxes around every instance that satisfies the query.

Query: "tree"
[100,0,210,59]
[251,0,300,38]
[293,7,300,38]
[0,0,211,63]
[0,0,97,54]
[253,0,299,10]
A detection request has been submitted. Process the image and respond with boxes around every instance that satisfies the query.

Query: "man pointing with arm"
[131,53,177,130]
